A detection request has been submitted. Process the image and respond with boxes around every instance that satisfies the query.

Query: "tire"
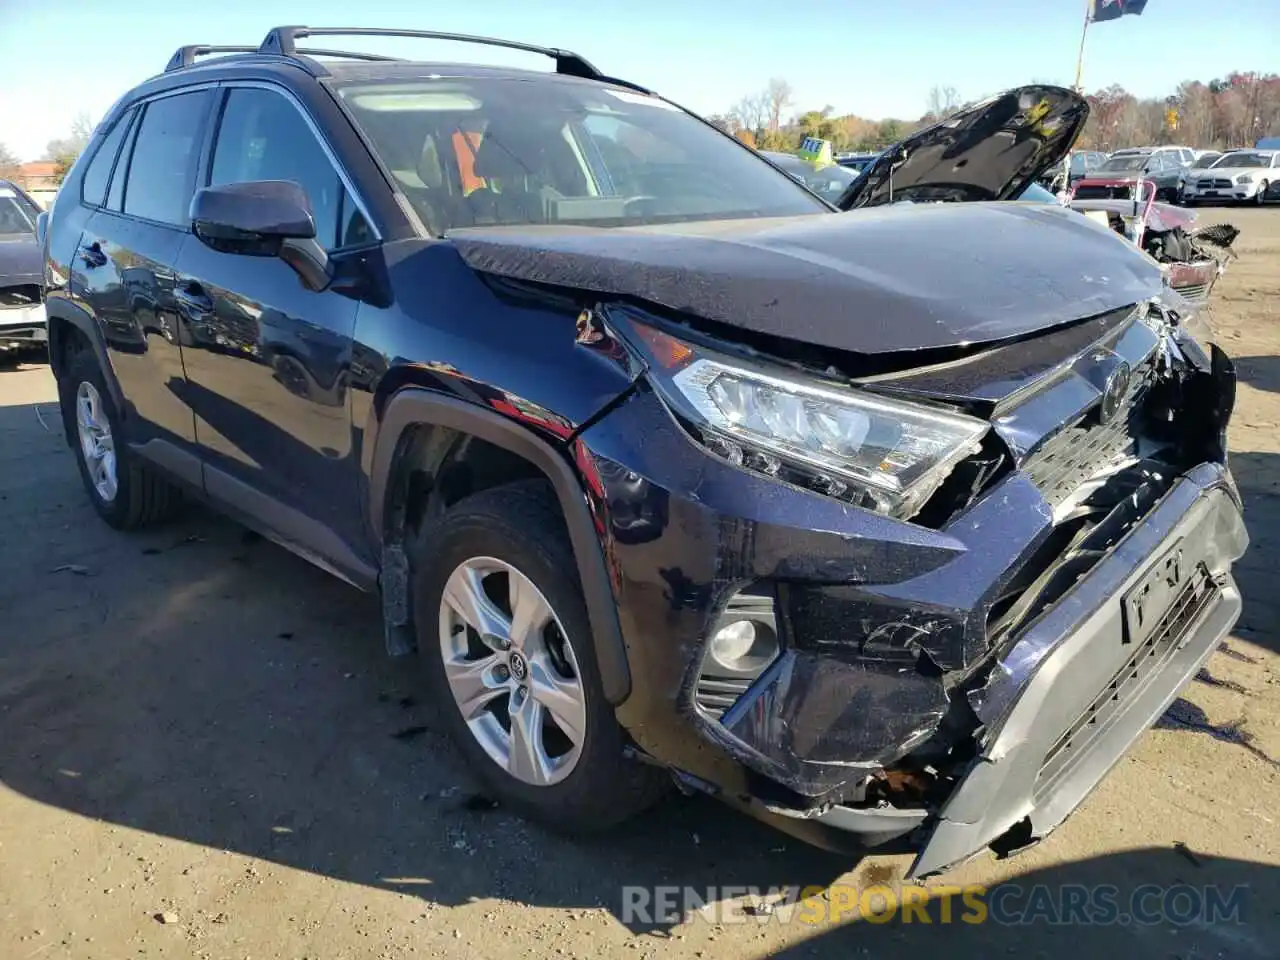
[411,479,668,832]
[59,346,182,529]
[1257,181,1270,206]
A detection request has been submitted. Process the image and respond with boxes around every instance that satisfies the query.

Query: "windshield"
[333,77,827,233]
[761,153,858,203]
[1096,155,1148,173]
[0,190,37,237]
[1213,152,1272,169]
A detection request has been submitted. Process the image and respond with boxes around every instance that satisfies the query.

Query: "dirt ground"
[1,207,1278,960]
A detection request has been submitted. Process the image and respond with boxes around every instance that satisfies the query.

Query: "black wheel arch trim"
[367,387,632,705]
[44,298,125,423]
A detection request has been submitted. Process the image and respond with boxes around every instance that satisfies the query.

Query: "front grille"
[1197,179,1232,190]
[1035,563,1218,799]
[1021,355,1157,508]
[1171,280,1211,304]
[1075,184,1131,200]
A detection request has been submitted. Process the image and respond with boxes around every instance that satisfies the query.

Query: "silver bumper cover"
[903,461,1247,878]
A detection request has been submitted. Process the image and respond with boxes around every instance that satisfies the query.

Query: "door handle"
[174,282,213,315]
[79,240,108,268]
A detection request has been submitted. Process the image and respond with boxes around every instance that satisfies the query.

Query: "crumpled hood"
[0,235,41,284]
[449,201,1163,355]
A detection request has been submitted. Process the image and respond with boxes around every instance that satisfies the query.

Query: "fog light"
[695,588,782,718]
[706,613,779,673]
[711,620,757,663]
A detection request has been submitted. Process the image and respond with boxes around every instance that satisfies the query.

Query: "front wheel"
[1257,181,1271,206]
[412,480,668,831]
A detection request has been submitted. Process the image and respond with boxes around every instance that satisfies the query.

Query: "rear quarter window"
[80,109,135,208]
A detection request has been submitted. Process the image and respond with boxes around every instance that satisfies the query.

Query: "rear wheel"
[59,347,182,529]
[412,481,667,830]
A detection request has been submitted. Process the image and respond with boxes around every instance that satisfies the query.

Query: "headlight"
[615,315,989,519]
[1236,174,1255,184]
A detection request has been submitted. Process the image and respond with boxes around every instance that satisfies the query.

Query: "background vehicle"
[1067,177,1239,304]
[1039,150,1108,191]
[760,150,859,203]
[1175,151,1223,203]
[0,179,46,355]
[834,151,880,174]
[39,30,1246,882]
[1111,144,1195,166]
[1075,149,1189,202]
[1181,149,1279,205]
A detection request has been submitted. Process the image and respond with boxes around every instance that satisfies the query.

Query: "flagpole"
[1074,0,1092,91]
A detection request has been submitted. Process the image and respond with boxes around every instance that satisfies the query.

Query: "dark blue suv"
[40,27,1248,879]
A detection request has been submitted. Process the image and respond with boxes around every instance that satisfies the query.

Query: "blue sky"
[2,0,1276,161]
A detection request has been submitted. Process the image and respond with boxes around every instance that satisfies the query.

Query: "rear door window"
[123,90,212,226]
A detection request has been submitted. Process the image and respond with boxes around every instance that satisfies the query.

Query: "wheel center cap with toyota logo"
[508,650,529,683]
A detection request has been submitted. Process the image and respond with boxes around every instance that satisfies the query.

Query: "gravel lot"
[1,207,1277,959]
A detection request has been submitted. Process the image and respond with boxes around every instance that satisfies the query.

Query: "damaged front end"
[574,292,1246,877]
[1067,179,1240,305]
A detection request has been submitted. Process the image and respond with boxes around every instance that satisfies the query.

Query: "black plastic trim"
[368,387,632,704]
[44,298,125,415]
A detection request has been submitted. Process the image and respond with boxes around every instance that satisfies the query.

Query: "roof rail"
[165,43,403,73]
[165,45,259,71]
[259,26,607,81]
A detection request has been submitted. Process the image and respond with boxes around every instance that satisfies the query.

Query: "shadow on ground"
[1233,355,1280,395]
[1,391,1277,952]
[764,848,1277,957]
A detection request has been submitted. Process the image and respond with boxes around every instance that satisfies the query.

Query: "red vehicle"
[1067,175,1238,304]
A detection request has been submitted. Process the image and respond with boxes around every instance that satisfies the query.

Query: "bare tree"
[43,111,94,164]
[0,142,20,180]
[731,92,770,138]
[926,84,962,120]
[765,78,793,132]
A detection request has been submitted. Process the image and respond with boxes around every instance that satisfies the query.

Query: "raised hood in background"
[449,200,1162,356]
[838,85,1090,210]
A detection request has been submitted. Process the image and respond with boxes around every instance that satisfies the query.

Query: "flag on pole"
[1090,0,1149,22]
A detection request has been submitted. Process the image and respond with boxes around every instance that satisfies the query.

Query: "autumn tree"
[718,69,1279,160]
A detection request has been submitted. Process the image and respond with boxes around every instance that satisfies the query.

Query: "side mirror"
[189,180,332,291]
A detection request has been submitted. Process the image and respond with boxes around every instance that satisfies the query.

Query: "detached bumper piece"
[907,462,1245,879]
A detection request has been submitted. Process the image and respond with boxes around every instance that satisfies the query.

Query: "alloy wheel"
[1258,181,1270,206]
[76,381,118,502]
[437,556,587,786]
